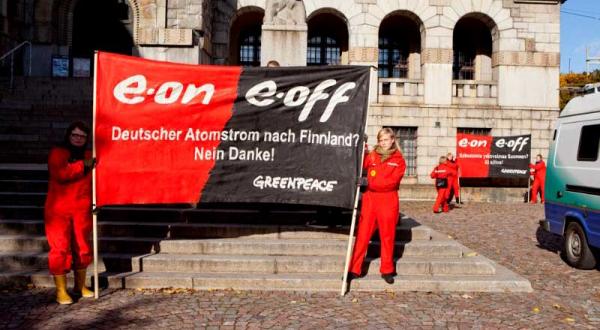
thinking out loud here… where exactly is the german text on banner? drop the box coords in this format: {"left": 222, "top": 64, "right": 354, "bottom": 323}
{"left": 94, "top": 52, "right": 370, "bottom": 209}
{"left": 456, "top": 133, "right": 531, "bottom": 178}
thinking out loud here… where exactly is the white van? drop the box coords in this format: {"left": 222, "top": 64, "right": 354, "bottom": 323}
{"left": 541, "top": 88, "right": 600, "bottom": 269}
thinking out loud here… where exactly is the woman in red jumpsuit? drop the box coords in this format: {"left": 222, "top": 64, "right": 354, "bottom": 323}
{"left": 45, "top": 121, "right": 96, "bottom": 304}
{"left": 528, "top": 154, "right": 546, "bottom": 203}
{"left": 348, "top": 128, "right": 406, "bottom": 284}
{"left": 445, "top": 152, "right": 461, "bottom": 204}
{"left": 431, "top": 156, "right": 455, "bottom": 213}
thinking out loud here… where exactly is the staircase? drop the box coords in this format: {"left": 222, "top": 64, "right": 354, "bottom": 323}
{"left": 0, "top": 77, "right": 93, "bottom": 163}
{"left": 0, "top": 165, "right": 532, "bottom": 292}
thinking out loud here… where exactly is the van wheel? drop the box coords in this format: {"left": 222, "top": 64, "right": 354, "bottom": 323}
{"left": 564, "top": 222, "right": 597, "bottom": 269}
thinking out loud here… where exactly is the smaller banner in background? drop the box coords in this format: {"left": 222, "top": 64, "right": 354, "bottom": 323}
{"left": 457, "top": 134, "right": 531, "bottom": 178}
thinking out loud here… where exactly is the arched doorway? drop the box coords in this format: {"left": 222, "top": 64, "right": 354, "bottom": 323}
{"left": 378, "top": 11, "right": 423, "bottom": 79}
{"left": 71, "top": 0, "right": 133, "bottom": 59}
{"left": 453, "top": 15, "right": 496, "bottom": 81}
{"left": 306, "top": 10, "right": 348, "bottom": 66}
{"left": 229, "top": 8, "right": 264, "bottom": 66}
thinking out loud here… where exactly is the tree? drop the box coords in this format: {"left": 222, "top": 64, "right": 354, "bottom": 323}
{"left": 560, "top": 70, "right": 600, "bottom": 109}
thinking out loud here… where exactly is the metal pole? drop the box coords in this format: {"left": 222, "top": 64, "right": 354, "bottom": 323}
{"left": 92, "top": 52, "right": 99, "bottom": 299}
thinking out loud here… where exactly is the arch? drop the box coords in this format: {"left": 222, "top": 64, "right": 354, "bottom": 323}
{"left": 306, "top": 8, "right": 348, "bottom": 65}
{"left": 70, "top": 0, "right": 135, "bottom": 58}
{"left": 378, "top": 10, "right": 425, "bottom": 79}
{"left": 229, "top": 6, "right": 265, "bottom": 66}
{"left": 236, "top": 0, "right": 266, "bottom": 11}
{"left": 452, "top": 13, "right": 498, "bottom": 81}
{"left": 41, "top": 0, "right": 140, "bottom": 46}
{"left": 306, "top": 7, "right": 347, "bottom": 23}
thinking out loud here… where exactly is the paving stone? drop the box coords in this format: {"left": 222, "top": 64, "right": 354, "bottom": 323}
{"left": 1, "top": 202, "right": 599, "bottom": 328}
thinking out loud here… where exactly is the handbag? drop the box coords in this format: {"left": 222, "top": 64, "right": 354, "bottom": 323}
{"left": 435, "top": 178, "right": 448, "bottom": 188}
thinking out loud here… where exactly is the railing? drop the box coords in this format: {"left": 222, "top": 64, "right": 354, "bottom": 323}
{"left": 0, "top": 41, "right": 32, "bottom": 90}
{"left": 377, "top": 78, "right": 424, "bottom": 104}
{"left": 452, "top": 80, "right": 498, "bottom": 106}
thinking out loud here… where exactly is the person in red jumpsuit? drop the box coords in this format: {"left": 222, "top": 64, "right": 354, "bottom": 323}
{"left": 445, "top": 152, "right": 461, "bottom": 204}
{"left": 348, "top": 128, "right": 406, "bottom": 284}
{"left": 528, "top": 154, "right": 546, "bottom": 203}
{"left": 45, "top": 121, "right": 96, "bottom": 304}
{"left": 431, "top": 156, "right": 455, "bottom": 213}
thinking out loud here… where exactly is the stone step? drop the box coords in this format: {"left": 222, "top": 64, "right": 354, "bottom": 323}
{"left": 138, "top": 247, "right": 470, "bottom": 274}
{"left": 0, "top": 251, "right": 491, "bottom": 276}
{"left": 0, "top": 179, "right": 48, "bottom": 193}
{"left": 0, "top": 205, "right": 43, "bottom": 219}
{"left": 0, "top": 167, "right": 47, "bottom": 180}
{"left": 0, "top": 235, "right": 160, "bottom": 254}
{"left": 157, "top": 239, "right": 460, "bottom": 257}
{"left": 0, "top": 192, "right": 45, "bottom": 206}
{"left": 1, "top": 266, "right": 531, "bottom": 292}
{"left": 0, "top": 251, "right": 149, "bottom": 272}
{"left": 0, "top": 232, "right": 448, "bottom": 256}
{"left": 0, "top": 220, "right": 432, "bottom": 241}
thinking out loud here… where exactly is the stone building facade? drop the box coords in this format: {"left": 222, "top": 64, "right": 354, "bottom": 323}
{"left": 1, "top": 0, "right": 563, "bottom": 186}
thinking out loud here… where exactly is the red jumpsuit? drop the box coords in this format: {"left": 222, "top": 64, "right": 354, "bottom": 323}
{"left": 349, "top": 150, "right": 406, "bottom": 276}
{"left": 431, "top": 163, "right": 455, "bottom": 213}
{"left": 445, "top": 160, "right": 460, "bottom": 201}
{"left": 44, "top": 147, "right": 93, "bottom": 275}
{"left": 529, "top": 160, "right": 546, "bottom": 203}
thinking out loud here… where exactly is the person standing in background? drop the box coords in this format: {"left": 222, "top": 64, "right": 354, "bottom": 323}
{"left": 529, "top": 154, "right": 546, "bottom": 203}
{"left": 431, "top": 156, "right": 455, "bottom": 213}
{"left": 45, "top": 121, "right": 96, "bottom": 304}
{"left": 445, "top": 152, "right": 461, "bottom": 205}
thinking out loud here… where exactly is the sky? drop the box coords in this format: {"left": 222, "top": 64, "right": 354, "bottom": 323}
{"left": 560, "top": 0, "right": 600, "bottom": 73}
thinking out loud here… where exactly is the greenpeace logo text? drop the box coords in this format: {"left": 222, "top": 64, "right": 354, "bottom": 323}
{"left": 253, "top": 175, "right": 338, "bottom": 192}
{"left": 113, "top": 75, "right": 215, "bottom": 105}
{"left": 245, "top": 79, "right": 356, "bottom": 122}
{"left": 501, "top": 168, "right": 527, "bottom": 174}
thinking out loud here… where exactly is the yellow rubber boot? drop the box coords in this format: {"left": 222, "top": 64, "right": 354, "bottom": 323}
{"left": 53, "top": 275, "right": 73, "bottom": 305}
{"left": 74, "top": 269, "right": 94, "bottom": 298}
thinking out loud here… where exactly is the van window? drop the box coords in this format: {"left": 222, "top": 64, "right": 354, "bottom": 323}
{"left": 577, "top": 124, "right": 600, "bottom": 161}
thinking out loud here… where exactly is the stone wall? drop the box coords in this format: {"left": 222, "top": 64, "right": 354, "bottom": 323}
{"left": 367, "top": 104, "right": 558, "bottom": 184}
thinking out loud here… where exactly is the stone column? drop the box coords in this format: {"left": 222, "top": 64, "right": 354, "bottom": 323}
{"left": 422, "top": 48, "right": 453, "bottom": 105}
{"left": 261, "top": 0, "right": 307, "bottom": 66}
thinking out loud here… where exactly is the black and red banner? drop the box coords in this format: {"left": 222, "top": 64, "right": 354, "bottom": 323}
{"left": 94, "top": 52, "right": 369, "bottom": 209}
{"left": 456, "top": 133, "right": 531, "bottom": 178}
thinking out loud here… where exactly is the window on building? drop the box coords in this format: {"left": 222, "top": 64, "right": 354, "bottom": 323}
{"left": 457, "top": 127, "right": 492, "bottom": 136}
{"left": 378, "top": 36, "right": 408, "bottom": 78}
{"left": 239, "top": 29, "right": 261, "bottom": 67}
{"left": 387, "top": 127, "right": 417, "bottom": 176}
{"left": 307, "top": 35, "right": 340, "bottom": 66}
{"left": 453, "top": 16, "right": 493, "bottom": 81}
{"left": 577, "top": 124, "right": 600, "bottom": 162}
{"left": 307, "top": 11, "right": 348, "bottom": 66}
{"left": 453, "top": 50, "right": 475, "bottom": 80}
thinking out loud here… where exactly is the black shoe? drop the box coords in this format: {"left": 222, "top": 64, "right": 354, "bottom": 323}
{"left": 346, "top": 272, "right": 360, "bottom": 282}
{"left": 456, "top": 197, "right": 462, "bottom": 204}
{"left": 381, "top": 274, "right": 395, "bottom": 284}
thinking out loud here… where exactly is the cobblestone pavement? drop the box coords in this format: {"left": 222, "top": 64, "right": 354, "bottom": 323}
{"left": 2, "top": 202, "right": 600, "bottom": 329}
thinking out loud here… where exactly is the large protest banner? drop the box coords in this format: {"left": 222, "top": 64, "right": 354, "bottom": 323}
{"left": 456, "top": 133, "right": 531, "bottom": 178}
{"left": 94, "top": 52, "right": 370, "bottom": 209}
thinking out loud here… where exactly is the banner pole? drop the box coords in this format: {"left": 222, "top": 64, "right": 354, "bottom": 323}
{"left": 527, "top": 175, "right": 531, "bottom": 204}
{"left": 341, "top": 67, "right": 373, "bottom": 296}
{"left": 341, "top": 184, "right": 363, "bottom": 296}
{"left": 92, "top": 52, "right": 99, "bottom": 299}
